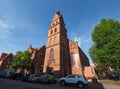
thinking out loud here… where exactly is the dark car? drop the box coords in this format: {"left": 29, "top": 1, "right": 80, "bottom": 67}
{"left": 4, "top": 72, "right": 14, "bottom": 78}
{"left": 21, "top": 74, "right": 30, "bottom": 82}
{"left": 39, "top": 74, "right": 57, "bottom": 84}
{"left": 11, "top": 72, "right": 23, "bottom": 79}
{"left": 108, "top": 72, "right": 120, "bottom": 80}
{"left": 0, "top": 71, "right": 8, "bottom": 78}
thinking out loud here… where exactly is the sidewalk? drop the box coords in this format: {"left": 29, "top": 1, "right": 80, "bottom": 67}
{"left": 87, "top": 79, "right": 120, "bottom": 89}
{"left": 99, "top": 79, "right": 120, "bottom": 85}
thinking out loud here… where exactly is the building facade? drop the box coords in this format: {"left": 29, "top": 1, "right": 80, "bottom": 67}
{"left": 43, "top": 11, "right": 90, "bottom": 77}
{"left": 0, "top": 53, "right": 14, "bottom": 71}
{"left": 28, "top": 45, "right": 46, "bottom": 74}
{"left": 43, "top": 11, "right": 71, "bottom": 77}
{"left": 0, "top": 11, "right": 96, "bottom": 79}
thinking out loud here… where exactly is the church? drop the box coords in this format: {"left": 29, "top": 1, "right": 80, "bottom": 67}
{"left": 28, "top": 10, "right": 90, "bottom": 78}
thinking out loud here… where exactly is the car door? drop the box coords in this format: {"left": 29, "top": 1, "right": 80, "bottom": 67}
{"left": 73, "top": 75, "right": 80, "bottom": 83}
{"left": 65, "top": 75, "right": 75, "bottom": 84}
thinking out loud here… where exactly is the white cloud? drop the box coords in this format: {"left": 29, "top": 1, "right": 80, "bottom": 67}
{"left": 72, "top": 35, "right": 91, "bottom": 46}
{"left": 0, "top": 19, "right": 15, "bottom": 39}
{"left": 0, "top": 20, "right": 14, "bottom": 29}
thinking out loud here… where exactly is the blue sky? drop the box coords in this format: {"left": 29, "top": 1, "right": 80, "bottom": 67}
{"left": 0, "top": 0, "right": 120, "bottom": 66}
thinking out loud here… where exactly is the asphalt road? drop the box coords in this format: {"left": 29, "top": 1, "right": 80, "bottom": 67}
{"left": 0, "top": 78, "right": 120, "bottom": 89}
{"left": 0, "top": 78, "right": 80, "bottom": 89}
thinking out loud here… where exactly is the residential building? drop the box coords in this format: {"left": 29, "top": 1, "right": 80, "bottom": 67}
{"left": 0, "top": 53, "right": 14, "bottom": 71}
{"left": 28, "top": 45, "right": 46, "bottom": 74}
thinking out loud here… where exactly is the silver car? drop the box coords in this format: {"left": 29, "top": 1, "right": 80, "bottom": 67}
{"left": 59, "top": 74, "right": 88, "bottom": 88}
{"left": 28, "top": 74, "right": 42, "bottom": 83}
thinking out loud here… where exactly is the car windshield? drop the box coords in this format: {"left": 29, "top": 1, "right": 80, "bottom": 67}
{"left": 66, "top": 74, "right": 82, "bottom": 78}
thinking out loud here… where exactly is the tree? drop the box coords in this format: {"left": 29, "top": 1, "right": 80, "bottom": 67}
{"left": 89, "top": 19, "right": 120, "bottom": 73}
{"left": 11, "top": 51, "right": 32, "bottom": 73}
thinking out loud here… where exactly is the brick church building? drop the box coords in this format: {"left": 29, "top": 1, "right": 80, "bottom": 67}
{"left": 28, "top": 11, "right": 90, "bottom": 77}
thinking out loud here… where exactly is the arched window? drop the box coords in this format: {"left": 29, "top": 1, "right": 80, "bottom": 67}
{"left": 56, "top": 21, "right": 58, "bottom": 24}
{"left": 54, "top": 28, "right": 57, "bottom": 32}
{"left": 50, "top": 48, "right": 54, "bottom": 59}
{"left": 51, "top": 30, "right": 53, "bottom": 35}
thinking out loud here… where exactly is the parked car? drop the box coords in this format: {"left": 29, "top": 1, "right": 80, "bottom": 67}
{"left": 11, "top": 72, "right": 23, "bottom": 79}
{"left": 59, "top": 74, "right": 88, "bottom": 88}
{"left": 108, "top": 72, "right": 120, "bottom": 80}
{"left": 4, "top": 72, "right": 14, "bottom": 78}
{"left": 0, "top": 71, "right": 4, "bottom": 77}
{"left": 28, "top": 74, "right": 42, "bottom": 83}
{"left": 21, "top": 74, "right": 30, "bottom": 82}
{"left": 0, "top": 71, "right": 8, "bottom": 78}
{"left": 39, "top": 74, "right": 57, "bottom": 84}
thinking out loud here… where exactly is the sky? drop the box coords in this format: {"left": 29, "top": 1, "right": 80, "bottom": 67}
{"left": 0, "top": 0, "right": 120, "bottom": 66}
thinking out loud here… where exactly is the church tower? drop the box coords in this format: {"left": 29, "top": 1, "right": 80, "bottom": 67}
{"left": 43, "top": 11, "right": 71, "bottom": 77}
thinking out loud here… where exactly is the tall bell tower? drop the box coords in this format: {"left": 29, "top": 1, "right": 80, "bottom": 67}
{"left": 43, "top": 11, "right": 71, "bottom": 77}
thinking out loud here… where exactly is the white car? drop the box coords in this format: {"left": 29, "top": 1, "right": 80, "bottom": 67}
{"left": 59, "top": 74, "right": 88, "bottom": 88}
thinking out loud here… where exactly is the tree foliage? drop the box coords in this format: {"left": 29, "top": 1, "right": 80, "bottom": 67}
{"left": 11, "top": 51, "right": 32, "bottom": 72}
{"left": 89, "top": 19, "right": 120, "bottom": 70}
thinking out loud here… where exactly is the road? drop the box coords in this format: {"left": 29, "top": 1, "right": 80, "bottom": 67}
{"left": 0, "top": 78, "right": 120, "bottom": 89}
{"left": 0, "top": 78, "right": 80, "bottom": 89}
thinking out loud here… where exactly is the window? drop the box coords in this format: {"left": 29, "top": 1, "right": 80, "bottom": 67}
{"left": 40, "top": 52, "right": 43, "bottom": 56}
{"left": 51, "top": 30, "right": 53, "bottom": 34}
{"left": 67, "top": 75, "right": 72, "bottom": 78}
{"left": 8, "top": 61, "right": 10, "bottom": 65}
{"left": 54, "top": 28, "right": 57, "bottom": 32}
{"left": 50, "top": 48, "right": 54, "bottom": 59}
{"left": 75, "top": 75, "right": 80, "bottom": 78}
{"left": 52, "top": 23, "right": 54, "bottom": 26}
{"left": 67, "top": 75, "right": 74, "bottom": 78}
{"left": 56, "top": 21, "right": 58, "bottom": 24}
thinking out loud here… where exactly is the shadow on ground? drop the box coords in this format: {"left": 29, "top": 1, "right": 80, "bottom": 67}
{"left": 87, "top": 82, "right": 105, "bottom": 89}
{"left": 57, "top": 82, "right": 105, "bottom": 89}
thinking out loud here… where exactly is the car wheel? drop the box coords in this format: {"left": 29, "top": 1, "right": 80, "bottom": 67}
{"left": 77, "top": 82, "right": 84, "bottom": 88}
{"left": 60, "top": 80, "right": 66, "bottom": 86}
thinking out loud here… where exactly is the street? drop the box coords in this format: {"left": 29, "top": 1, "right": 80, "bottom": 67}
{"left": 0, "top": 78, "right": 83, "bottom": 89}
{"left": 0, "top": 78, "right": 120, "bottom": 89}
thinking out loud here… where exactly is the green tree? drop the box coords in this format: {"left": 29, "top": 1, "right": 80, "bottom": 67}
{"left": 11, "top": 51, "right": 32, "bottom": 73}
{"left": 89, "top": 19, "right": 120, "bottom": 73}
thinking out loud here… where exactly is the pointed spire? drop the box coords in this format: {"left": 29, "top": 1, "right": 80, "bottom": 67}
{"left": 49, "top": 9, "right": 65, "bottom": 29}
{"left": 52, "top": 10, "right": 61, "bottom": 22}
{"left": 56, "top": 3, "right": 61, "bottom": 15}
{"left": 55, "top": 9, "right": 61, "bottom": 17}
